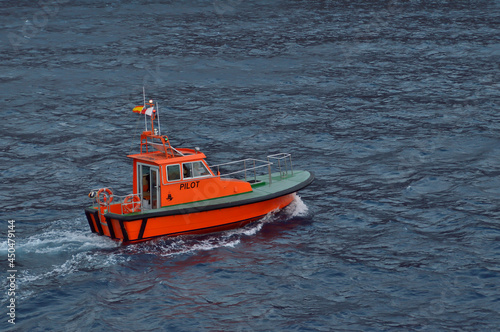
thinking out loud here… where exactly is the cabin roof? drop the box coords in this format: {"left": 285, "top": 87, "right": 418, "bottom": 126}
{"left": 127, "top": 149, "right": 207, "bottom": 165}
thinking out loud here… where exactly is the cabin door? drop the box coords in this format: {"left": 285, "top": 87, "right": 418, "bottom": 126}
{"left": 138, "top": 164, "right": 160, "bottom": 209}
{"left": 150, "top": 167, "right": 160, "bottom": 209}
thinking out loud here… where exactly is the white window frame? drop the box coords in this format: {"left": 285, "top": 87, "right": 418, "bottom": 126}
{"left": 182, "top": 161, "right": 212, "bottom": 180}
{"left": 166, "top": 164, "right": 181, "bottom": 182}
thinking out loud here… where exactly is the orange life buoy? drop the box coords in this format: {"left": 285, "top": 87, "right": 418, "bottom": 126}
{"left": 97, "top": 188, "right": 113, "bottom": 206}
{"left": 123, "top": 194, "right": 141, "bottom": 214}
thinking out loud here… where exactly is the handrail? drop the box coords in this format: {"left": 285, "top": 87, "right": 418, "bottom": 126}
{"left": 210, "top": 158, "right": 270, "bottom": 169}
{"left": 210, "top": 153, "right": 292, "bottom": 185}
{"left": 210, "top": 158, "right": 273, "bottom": 183}
{"left": 267, "top": 153, "right": 293, "bottom": 181}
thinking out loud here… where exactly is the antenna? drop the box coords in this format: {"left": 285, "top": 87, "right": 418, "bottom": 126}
{"left": 156, "top": 101, "right": 161, "bottom": 135}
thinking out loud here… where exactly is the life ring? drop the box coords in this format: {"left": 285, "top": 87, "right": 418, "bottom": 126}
{"left": 97, "top": 188, "right": 114, "bottom": 206}
{"left": 123, "top": 194, "right": 141, "bottom": 214}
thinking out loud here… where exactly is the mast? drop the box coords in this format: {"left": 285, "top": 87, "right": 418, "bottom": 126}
{"left": 156, "top": 101, "right": 161, "bottom": 135}
{"left": 143, "top": 87, "right": 147, "bottom": 131}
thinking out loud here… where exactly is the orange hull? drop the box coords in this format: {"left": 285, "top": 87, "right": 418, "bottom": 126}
{"left": 85, "top": 193, "right": 295, "bottom": 244}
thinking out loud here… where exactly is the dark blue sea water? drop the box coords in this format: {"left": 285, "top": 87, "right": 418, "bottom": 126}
{"left": 1, "top": 0, "right": 500, "bottom": 330}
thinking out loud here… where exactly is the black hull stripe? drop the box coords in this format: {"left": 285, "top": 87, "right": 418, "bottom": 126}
{"left": 105, "top": 216, "right": 116, "bottom": 239}
{"left": 85, "top": 209, "right": 104, "bottom": 235}
{"left": 118, "top": 219, "right": 129, "bottom": 242}
{"left": 138, "top": 218, "right": 148, "bottom": 240}
{"left": 84, "top": 210, "right": 96, "bottom": 233}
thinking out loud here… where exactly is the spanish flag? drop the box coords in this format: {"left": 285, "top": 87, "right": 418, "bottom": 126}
{"left": 133, "top": 105, "right": 145, "bottom": 113}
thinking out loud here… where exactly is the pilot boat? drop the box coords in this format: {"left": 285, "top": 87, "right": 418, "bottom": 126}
{"left": 84, "top": 98, "right": 314, "bottom": 244}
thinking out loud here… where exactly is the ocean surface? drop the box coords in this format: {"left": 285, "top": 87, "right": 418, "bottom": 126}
{"left": 1, "top": 0, "right": 499, "bottom": 330}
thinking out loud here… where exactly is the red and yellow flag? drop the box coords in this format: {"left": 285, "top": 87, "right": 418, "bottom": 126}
{"left": 133, "top": 105, "right": 145, "bottom": 113}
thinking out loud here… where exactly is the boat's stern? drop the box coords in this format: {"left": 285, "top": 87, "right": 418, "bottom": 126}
{"left": 85, "top": 189, "right": 143, "bottom": 241}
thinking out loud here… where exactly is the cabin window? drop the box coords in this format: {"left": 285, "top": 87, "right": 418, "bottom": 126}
{"left": 183, "top": 161, "right": 210, "bottom": 179}
{"left": 167, "top": 164, "right": 181, "bottom": 181}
